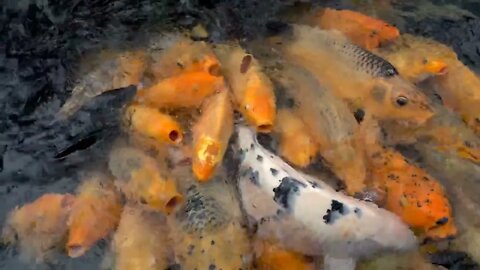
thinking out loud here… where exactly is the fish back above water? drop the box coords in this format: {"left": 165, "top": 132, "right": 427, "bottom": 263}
{"left": 291, "top": 25, "right": 398, "bottom": 78}
{"left": 235, "top": 125, "right": 416, "bottom": 265}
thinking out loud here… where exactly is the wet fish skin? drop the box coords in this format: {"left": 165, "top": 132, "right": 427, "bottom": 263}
{"left": 168, "top": 168, "right": 253, "bottom": 269}
{"left": 236, "top": 125, "right": 416, "bottom": 270}
{"left": 2, "top": 193, "right": 75, "bottom": 263}
{"left": 66, "top": 174, "right": 122, "bottom": 258}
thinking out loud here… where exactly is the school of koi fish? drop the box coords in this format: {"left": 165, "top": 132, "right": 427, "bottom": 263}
{"left": 3, "top": 6, "right": 480, "bottom": 270}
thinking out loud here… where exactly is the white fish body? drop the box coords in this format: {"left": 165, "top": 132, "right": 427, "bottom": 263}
{"left": 235, "top": 125, "right": 416, "bottom": 269}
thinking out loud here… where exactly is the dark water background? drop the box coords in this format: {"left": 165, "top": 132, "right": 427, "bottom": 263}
{"left": 0, "top": 0, "right": 479, "bottom": 269}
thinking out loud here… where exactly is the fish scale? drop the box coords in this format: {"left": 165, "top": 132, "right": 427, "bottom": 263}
{"left": 320, "top": 31, "right": 399, "bottom": 77}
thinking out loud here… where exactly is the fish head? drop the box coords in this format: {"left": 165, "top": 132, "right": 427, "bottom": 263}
{"left": 368, "top": 77, "right": 434, "bottom": 125}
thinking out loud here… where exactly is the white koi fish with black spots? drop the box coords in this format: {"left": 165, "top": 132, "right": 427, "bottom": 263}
{"left": 235, "top": 125, "right": 416, "bottom": 270}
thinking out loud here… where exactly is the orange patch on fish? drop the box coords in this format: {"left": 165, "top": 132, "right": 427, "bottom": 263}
{"left": 125, "top": 104, "right": 183, "bottom": 145}
{"left": 192, "top": 89, "right": 234, "bottom": 181}
{"left": 275, "top": 109, "right": 319, "bottom": 167}
{"left": 215, "top": 45, "right": 276, "bottom": 132}
{"left": 363, "top": 119, "right": 456, "bottom": 239}
{"left": 307, "top": 8, "right": 400, "bottom": 50}
{"left": 67, "top": 176, "right": 122, "bottom": 258}
{"left": 255, "top": 240, "right": 315, "bottom": 270}
{"left": 135, "top": 71, "right": 224, "bottom": 108}
{"left": 2, "top": 193, "right": 75, "bottom": 262}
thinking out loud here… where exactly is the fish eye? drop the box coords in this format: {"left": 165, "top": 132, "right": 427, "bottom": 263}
{"left": 395, "top": 96, "right": 409, "bottom": 107}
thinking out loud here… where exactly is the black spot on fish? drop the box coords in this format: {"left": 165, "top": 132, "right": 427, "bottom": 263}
{"left": 249, "top": 170, "right": 260, "bottom": 186}
{"left": 270, "top": 168, "right": 278, "bottom": 176}
{"left": 323, "top": 200, "right": 347, "bottom": 224}
{"left": 211, "top": 240, "right": 215, "bottom": 246}
{"left": 257, "top": 155, "right": 263, "bottom": 162}
{"left": 436, "top": 217, "right": 449, "bottom": 226}
{"left": 250, "top": 143, "right": 254, "bottom": 150}
{"left": 209, "top": 265, "right": 216, "bottom": 270}
{"left": 240, "top": 55, "right": 252, "bottom": 74}
{"left": 273, "top": 177, "right": 306, "bottom": 210}
{"left": 308, "top": 180, "right": 321, "bottom": 189}
{"left": 353, "top": 109, "right": 365, "bottom": 123}
{"left": 354, "top": 207, "right": 362, "bottom": 218}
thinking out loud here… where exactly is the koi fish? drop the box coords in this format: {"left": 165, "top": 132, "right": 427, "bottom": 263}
{"left": 236, "top": 125, "right": 416, "bottom": 270}
{"left": 168, "top": 167, "right": 252, "bottom": 269}
{"left": 214, "top": 44, "right": 277, "bottom": 132}
{"left": 58, "top": 50, "right": 147, "bottom": 118}
{"left": 382, "top": 104, "right": 480, "bottom": 165}
{"left": 134, "top": 71, "right": 224, "bottom": 109}
{"left": 374, "top": 34, "right": 450, "bottom": 83}
{"left": 429, "top": 59, "right": 480, "bottom": 137}
{"left": 303, "top": 8, "right": 400, "bottom": 50}
{"left": 108, "top": 146, "right": 183, "bottom": 214}
{"left": 192, "top": 89, "right": 234, "bottom": 181}
{"left": 125, "top": 104, "right": 184, "bottom": 145}
{"left": 255, "top": 239, "right": 315, "bottom": 270}
{"left": 2, "top": 193, "right": 75, "bottom": 262}
{"left": 258, "top": 53, "right": 366, "bottom": 195}
{"left": 280, "top": 25, "right": 434, "bottom": 125}
{"left": 146, "top": 33, "right": 221, "bottom": 81}
{"left": 67, "top": 174, "right": 122, "bottom": 258}
{"left": 360, "top": 117, "right": 456, "bottom": 240}
{"left": 112, "top": 204, "right": 170, "bottom": 270}
{"left": 274, "top": 109, "right": 319, "bottom": 168}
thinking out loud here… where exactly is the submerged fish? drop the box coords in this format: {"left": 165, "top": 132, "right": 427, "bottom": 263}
{"left": 264, "top": 59, "right": 367, "bottom": 195}
{"left": 67, "top": 174, "right": 122, "bottom": 258}
{"left": 146, "top": 32, "right": 221, "bottom": 81}
{"left": 168, "top": 167, "right": 252, "bottom": 269}
{"left": 236, "top": 125, "right": 416, "bottom": 270}
{"left": 374, "top": 34, "right": 450, "bottom": 83}
{"left": 214, "top": 44, "right": 277, "bottom": 133}
{"left": 59, "top": 50, "right": 147, "bottom": 118}
{"left": 112, "top": 204, "right": 170, "bottom": 270}
{"left": 274, "top": 109, "right": 319, "bottom": 168}
{"left": 303, "top": 8, "right": 400, "bottom": 50}
{"left": 279, "top": 24, "right": 434, "bottom": 125}
{"left": 2, "top": 193, "right": 75, "bottom": 263}
{"left": 108, "top": 146, "right": 183, "bottom": 214}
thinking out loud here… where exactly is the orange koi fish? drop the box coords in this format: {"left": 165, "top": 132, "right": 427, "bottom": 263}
{"left": 255, "top": 240, "right": 315, "bottom": 270}
{"left": 135, "top": 71, "right": 224, "bottom": 109}
{"left": 275, "top": 109, "right": 319, "bottom": 168}
{"left": 112, "top": 204, "right": 169, "bottom": 270}
{"left": 361, "top": 117, "right": 456, "bottom": 240}
{"left": 192, "top": 89, "right": 234, "bottom": 181}
{"left": 125, "top": 104, "right": 183, "bottom": 145}
{"left": 2, "top": 193, "right": 75, "bottom": 262}
{"left": 147, "top": 33, "right": 221, "bottom": 81}
{"left": 304, "top": 8, "right": 400, "bottom": 50}
{"left": 108, "top": 146, "right": 183, "bottom": 214}
{"left": 214, "top": 44, "right": 276, "bottom": 132}
{"left": 67, "top": 174, "right": 122, "bottom": 258}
